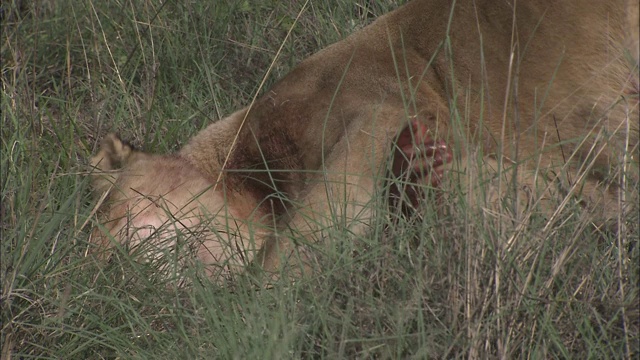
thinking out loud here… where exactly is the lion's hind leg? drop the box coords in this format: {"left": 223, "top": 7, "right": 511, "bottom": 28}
{"left": 388, "top": 119, "right": 452, "bottom": 213}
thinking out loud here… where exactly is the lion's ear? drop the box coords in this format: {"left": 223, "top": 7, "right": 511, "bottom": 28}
{"left": 90, "top": 133, "right": 135, "bottom": 194}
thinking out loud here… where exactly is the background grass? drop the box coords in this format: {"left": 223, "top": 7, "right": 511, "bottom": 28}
{"left": 1, "top": 0, "right": 638, "bottom": 358}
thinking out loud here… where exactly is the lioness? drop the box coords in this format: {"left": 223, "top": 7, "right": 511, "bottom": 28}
{"left": 90, "top": 0, "right": 639, "bottom": 279}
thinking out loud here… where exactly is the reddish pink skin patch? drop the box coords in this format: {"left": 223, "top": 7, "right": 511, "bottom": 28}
{"left": 389, "top": 119, "right": 453, "bottom": 211}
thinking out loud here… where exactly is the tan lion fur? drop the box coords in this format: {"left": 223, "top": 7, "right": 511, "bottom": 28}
{"left": 90, "top": 125, "right": 271, "bottom": 278}
{"left": 90, "top": 0, "right": 639, "bottom": 280}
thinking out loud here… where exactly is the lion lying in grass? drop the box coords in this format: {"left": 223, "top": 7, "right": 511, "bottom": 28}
{"left": 89, "top": 0, "right": 639, "bottom": 280}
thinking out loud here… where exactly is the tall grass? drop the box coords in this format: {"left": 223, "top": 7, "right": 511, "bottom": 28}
{"left": 1, "top": 0, "right": 638, "bottom": 358}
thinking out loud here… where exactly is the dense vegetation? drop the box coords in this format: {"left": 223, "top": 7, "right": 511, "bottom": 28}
{"left": 2, "top": 0, "right": 637, "bottom": 358}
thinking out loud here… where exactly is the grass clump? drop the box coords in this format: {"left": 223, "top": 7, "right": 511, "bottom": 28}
{"left": 2, "top": 0, "right": 637, "bottom": 358}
